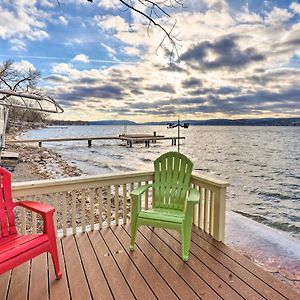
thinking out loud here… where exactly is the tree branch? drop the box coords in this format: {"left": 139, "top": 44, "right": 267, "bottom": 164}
{"left": 88, "top": 0, "right": 183, "bottom": 62}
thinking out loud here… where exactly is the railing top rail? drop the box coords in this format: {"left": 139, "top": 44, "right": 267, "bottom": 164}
{"left": 12, "top": 170, "right": 154, "bottom": 194}
{"left": 12, "top": 170, "right": 229, "bottom": 193}
{"left": 191, "top": 172, "right": 229, "bottom": 188}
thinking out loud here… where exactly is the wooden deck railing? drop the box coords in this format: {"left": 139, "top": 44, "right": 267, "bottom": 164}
{"left": 12, "top": 171, "right": 229, "bottom": 241}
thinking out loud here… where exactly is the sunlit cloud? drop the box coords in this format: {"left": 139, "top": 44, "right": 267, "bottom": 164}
{"left": 0, "top": 0, "right": 299, "bottom": 121}
{"left": 72, "top": 54, "right": 90, "bottom": 63}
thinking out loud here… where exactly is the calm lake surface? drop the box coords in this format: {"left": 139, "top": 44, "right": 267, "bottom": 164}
{"left": 21, "top": 125, "right": 300, "bottom": 240}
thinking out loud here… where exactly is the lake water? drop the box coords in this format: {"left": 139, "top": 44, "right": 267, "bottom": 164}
{"left": 21, "top": 125, "right": 300, "bottom": 239}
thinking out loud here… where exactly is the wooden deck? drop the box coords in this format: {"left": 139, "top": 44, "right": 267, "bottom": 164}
{"left": 1, "top": 224, "right": 298, "bottom": 300}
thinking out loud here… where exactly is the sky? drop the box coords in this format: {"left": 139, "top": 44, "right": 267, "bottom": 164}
{"left": 0, "top": 0, "right": 300, "bottom": 121}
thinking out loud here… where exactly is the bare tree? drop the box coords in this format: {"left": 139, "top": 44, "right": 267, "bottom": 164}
{"left": 0, "top": 60, "right": 48, "bottom": 129}
{"left": 0, "top": 60, "right": 40, "bottom": 94}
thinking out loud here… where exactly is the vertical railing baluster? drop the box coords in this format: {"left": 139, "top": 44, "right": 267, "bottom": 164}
{"left": 213, "top": 187, "right": 226, "bottom": 241}
{"left": 90, "top": 188, "right": 95, "bottom": 231}
{"left": 62, "top": 192, "right": 67, "bottom": 237}
{"left": 192, "top": 184, "right": 197, "bottom": 224}
{"left": 204, "top": 189, "right": 209, "bottom": 232}
{"left": 122, "top": 184, "right": 127, "bottom": 224}
{"left": 32, "top": 195, "right": 37, "bottom": 234}
{"left": 130, "top": 182, "right": 134, "bottom": 221}
{"left": 145, "top": 181, "right": 149, "bottom": 210}
{"left": 72, "top": 190, "right": 77, "bottom": 234}
{"left": 114, "top": 185, "right": 119, "bottom": 225}
{"left": 21, "top": 197, "right": 26, "bottom": 234}
{"left": 199, "top": 187, "right": 205, "bottom": 229}
{"left": 107, "top": 186, "right": 111, "bottom": 227}
{"left": 209, "top": 191, "right": 215, "bottom": 236}
{"left": 52, "top": 193, "right": 57, "bottom": 234}
{"left": 81, "top": 189, "right": 86, "bottom": 232}
{"left": 99, "top": 188, "right": 103, "bottom": 229}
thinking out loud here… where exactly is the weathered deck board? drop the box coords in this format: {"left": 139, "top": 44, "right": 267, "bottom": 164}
{"left": 61, "top": 236, "right": 92, "bottom": 299}
{"left": 0, "top": 225, "right": 299, "bottom": 300}
{"left": 7, "top": 261, "right": 30, "bottom": 300}
{"left": 156, "top": 228, "right": 257, "bottom": 299}
{"left": 88, "top": 230, "right": 134, "bottom": 299}
{"left": 135, "top": 225, "right": 222, "bottom": 300}
{"left": 0, "top": 269, "right": 10, "bottom": 299}
{"left": 75, "top": 233, "right": 113, "bottom": 300}
{"left": 192, "top": 227, "right": 300, "bottom": 300}
{"left": 48, "top": 240, "right": 69, "bottom": 300}
{"left": 113, "top": 225, "right": 178, "bottom": 299}
{"left": 28, "top": 253, "right": 48, "bottom": 300}
{"left": 100, "top": 228, "right": 157, "bottom": 300}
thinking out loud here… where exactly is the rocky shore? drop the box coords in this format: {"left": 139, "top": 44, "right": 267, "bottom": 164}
{"left": 7, "top": 138, "right": 82, "bottom": 183}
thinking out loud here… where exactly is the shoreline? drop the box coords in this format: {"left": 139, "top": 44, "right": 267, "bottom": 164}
{"left": 4, "top": 129, "right": 300, "bottom": 294}
{"left": 7, "top": 130, "right": 82, "bottom": 182}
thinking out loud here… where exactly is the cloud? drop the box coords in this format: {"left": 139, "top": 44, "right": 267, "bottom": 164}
{"left": 180, "top": 36, "right": 265, "bottom": 70}
{"left": 72, "top": 54, "right": 90, "bottom": 63}
{"left": 97, "top": 0, "right": 122, "bottom": 10}
{"left": 58, "top": 84, "right": 124, "bottom": 103}
{"left": 290, "top": 2, "right": 300, "bottom": 14}
{"left": 0, "top": 2, "right": 49, "bottom": 41}
{"left": 44, "top": 74, "right": 69, "bottom": 83}
{"left": 265, "top": 7, "right": 293, "bottom": 26}
{"left": 182, "top": 78, "right": 202, "bottom": 89}
{"left": 94, "top": 15, "right": 129, "bottom": 32}
{"left": 14, "top": 60, "right": 35, "bottom": 72}
{"left": 9, "top": 38, "right": 27, "bottom": 51}
{"left": 52, "top": 63, "right": 74, "bottom": 74}
{"left": 123, "top": 46, "right": 140, "bottom": 56}
{"left": 40, "top": 0, "right": 55, "bottom": 8}
{"left": 145, "top": 84, "right": 176, "bottom": 93}
{"left": 58, "top": 16, "right": 68, "bottom": 25}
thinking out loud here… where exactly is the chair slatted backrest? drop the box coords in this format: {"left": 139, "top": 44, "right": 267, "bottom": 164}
{"left": 0, "top": 167, "right": 17, "bottom": 240}
{"left": 153, "top": 152, "right": 193, "bottom": 211}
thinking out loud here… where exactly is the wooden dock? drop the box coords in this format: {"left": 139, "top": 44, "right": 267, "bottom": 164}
{"left": 6, "top": 133, "right": 185, "bottom": 148}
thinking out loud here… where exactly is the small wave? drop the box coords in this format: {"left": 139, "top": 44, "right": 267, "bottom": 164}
{"left": 111, "top": 154, "right": 123, "bottom": 160}
{"left": 114, "top": 165, "right": 135, "bottom": 172}
{"left": 233, "top": 210, "right": 268, "bottom": 223}
{"left": 140, "top": 157, "right": 152, "bottom": 162}
{"left": 233, "top": 210, "right": 300, "bottom": 235}
{"left": 258, "top": 191, "right": 295, "bottom": 201}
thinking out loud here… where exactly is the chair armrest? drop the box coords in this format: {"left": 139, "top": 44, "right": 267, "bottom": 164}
{"left": 187, "top": 188, "right": 200, "bottom": 205}
{"left": 16, "top": 201, "right": 55, "bottom": 217}
{"left": 131, "top": 184, "right": 153, "bottom": 214}
{"left": 130, "top": 184, "right": 153, "bottom": 197}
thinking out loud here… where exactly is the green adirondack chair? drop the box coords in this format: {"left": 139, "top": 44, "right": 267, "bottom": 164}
{"left": 130, "top": 151, "right": 200, "bottom": 261}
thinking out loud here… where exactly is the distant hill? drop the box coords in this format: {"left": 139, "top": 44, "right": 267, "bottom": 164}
{"left": 88, "top": 118, "right": 300, "bottom": 126}
{"left": 89, "top": 120, "right": 137, "bottom": 125}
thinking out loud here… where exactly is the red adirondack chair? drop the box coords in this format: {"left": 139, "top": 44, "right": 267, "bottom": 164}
{"left": 0, "top": 167, "right": 62, "bottom": 279}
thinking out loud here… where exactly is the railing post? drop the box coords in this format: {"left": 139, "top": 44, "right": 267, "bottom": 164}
{"left": 212, "top": 187, "right": 226, "bottom": 242}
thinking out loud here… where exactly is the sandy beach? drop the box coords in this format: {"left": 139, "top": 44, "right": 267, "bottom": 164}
{"left": 4, "top": 130, "right": 300, "bottom": 295}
